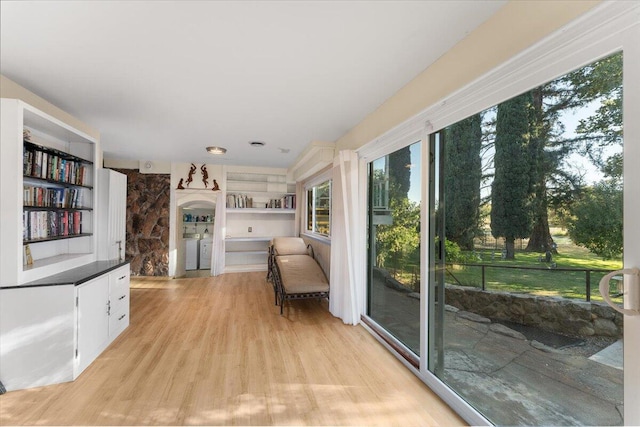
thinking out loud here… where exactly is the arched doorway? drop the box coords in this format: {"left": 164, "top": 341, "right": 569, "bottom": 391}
{"left": 174, "top": 196, "right": 216, "bottom": 278}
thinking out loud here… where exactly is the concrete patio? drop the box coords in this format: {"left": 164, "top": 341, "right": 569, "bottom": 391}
{"left": 442, "top": 308, "right": 622, "bottom": 425}
{"left": 370, "top": 278, "right": 624, "bottom": 426}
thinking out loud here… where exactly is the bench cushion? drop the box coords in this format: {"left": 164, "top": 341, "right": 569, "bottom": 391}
{"left": 276, "top": 255, "right": 329, "bottom": 294}
{"left": 272, "top": 237, "right": 308, "bottom": 255}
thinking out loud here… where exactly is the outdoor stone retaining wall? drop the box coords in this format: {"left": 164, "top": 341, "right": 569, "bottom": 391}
{"left": 445, "top": 284, "right": 623, "bottom": 338}
{"left": 113, "top": 168, "right": 170, "bottom": 276}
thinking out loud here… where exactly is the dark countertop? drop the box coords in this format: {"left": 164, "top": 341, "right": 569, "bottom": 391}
{"left": 2, "top": 260, "right": 130, "bottom": 289}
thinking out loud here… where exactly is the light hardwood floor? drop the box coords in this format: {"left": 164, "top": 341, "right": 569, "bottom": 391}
{"left": 0, "top": 273, "right": 465, "bottom": 426}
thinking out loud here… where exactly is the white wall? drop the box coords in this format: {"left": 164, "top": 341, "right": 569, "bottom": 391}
{"left": 335, "top": 0, "right": 601, "bottom": 153}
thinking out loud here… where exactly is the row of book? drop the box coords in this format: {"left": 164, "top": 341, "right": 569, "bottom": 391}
{"left": 23, "top": 210, "right": 83, "bottom": 241}
{"left": 269, "top": 195, "right": 296, "bottom": 209}
{"left": 226, "top": 193, "right": 296, "bottom": 209}
{"left": 270, "top": 194, "right": 296, "bottom": 209}
{"left": 24, "top": 185, "right": 84, "bottom": 209}
{"left": 227, "top": 193, "right": 253, "bottom": 209}
{"left": 24, "top": 146, "right": 89, "bottom": 186}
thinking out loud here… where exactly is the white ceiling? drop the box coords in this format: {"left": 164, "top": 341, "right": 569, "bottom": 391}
{"left": 1, "top": 1, "right": 505, "bottom": 168}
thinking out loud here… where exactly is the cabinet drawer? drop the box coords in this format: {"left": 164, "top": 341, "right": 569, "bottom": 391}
{"left": 110, "top": 287, "right": 129, "bottom": 315}
{"left": 109, "top": 266, "right": 130, "bottom": 296}
{"left": 109, "top": 307, "right": 129, "bottom": 339}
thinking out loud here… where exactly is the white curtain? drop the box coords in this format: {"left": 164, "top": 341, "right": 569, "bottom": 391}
{"left": 329, "top": 150, "right": 364, "bottom": 325}
{"left": 211, "top": 191, "right": 226, "bottom": 276}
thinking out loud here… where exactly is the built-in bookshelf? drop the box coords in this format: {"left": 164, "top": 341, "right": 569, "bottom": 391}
{"left": 0, "top": 99, "right": 97, "bottom": 286}
{"left": 22, "top": 141, "right": 93, "bottom": 244}
{"left": 223, "top": 168, "right": 296, "bottom": 272}
{"left": 225, "top": 172, "right": 296, "bottom": 210}
{"left": 226, "top": 192, "right": 296, "bottom": 209}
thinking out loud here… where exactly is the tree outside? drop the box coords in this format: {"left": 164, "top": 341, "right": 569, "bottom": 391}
{"left": 444, "top": 114, "right": 482, "bottom": 250}
{"left": 490, "top": 92, "right": 534, "bottom": 260}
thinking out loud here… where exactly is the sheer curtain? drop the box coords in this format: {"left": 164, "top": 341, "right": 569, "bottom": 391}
{"left": 211, "top": 191, "right": 226, "bottom": 276}
{"left": 329, "top": 150, "right": 364, "bottom": 325}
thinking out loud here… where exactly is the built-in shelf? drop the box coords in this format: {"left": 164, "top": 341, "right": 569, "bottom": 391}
{"left": 24, "top": 233, "right": 93, "bottom": 245}
{"left": 223, "top": 168, "right": 296, "bottom": 273}
{"left": 24, "top": 140, "right": 93, "bottom": 165}
{"left": 225, "top": 249, "right": 266, "bottom": 255}
{"left": 0, "top": 99, "right": 98, "bottom": 286}
{"left": 24, "top": 206, "right": 92, "bottom": 212}
{"left": 21, "top": 253, "right": 93, "bottom": 272}
{"left": 225, "top": 236, "right": 272, "bottom": 242}
{"left": 226, "top": 208, "right": 294, "bottom": 214}
{"left": 23, "top": 175, "right": 93, "bottom": 190}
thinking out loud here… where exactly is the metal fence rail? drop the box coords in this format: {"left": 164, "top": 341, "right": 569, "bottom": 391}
{"left": 446, "top": 263, "right": 614, "bottom": 302}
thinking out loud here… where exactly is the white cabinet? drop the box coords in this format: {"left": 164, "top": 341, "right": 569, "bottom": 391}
{"left": 97, "top": 169, "right": 127, "bottom": 261}
{"left": 76, "top": 275, "right": 110, "bottom": 375}
{"left": 223, "top": 168, "right": 296, "bottom": 272}
{"left": 74, "top": 264, "right": 130, "bottom": 378}
{"left": 0, "top": 285, "right": 76, "bottom": 391}
{"left": 0, "top": 262, "right": 130, "bottom": 391}
{"left": 0, "top": 99, "right": 97, "bottom": 287}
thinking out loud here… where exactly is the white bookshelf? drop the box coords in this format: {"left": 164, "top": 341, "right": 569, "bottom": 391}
{"left": 223, "top": 168, "right": 296, "bottom": 272}
{"left": 1, "top": 99, "right": 98, "bottom": 286}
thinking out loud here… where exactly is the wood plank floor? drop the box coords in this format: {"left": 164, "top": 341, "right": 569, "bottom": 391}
{"left": 0, "top": 273, "right": 465, "bottom": 426}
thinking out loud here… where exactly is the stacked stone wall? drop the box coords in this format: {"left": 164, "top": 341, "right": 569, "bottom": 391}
{"left": 445, "top": 284, "right": 623, "bottom": 338}
{"left": 113, "top": 169, "right": 170, "bottom": 276}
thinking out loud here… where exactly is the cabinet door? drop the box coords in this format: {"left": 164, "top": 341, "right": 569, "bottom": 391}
{"left": 76, "top": 275, "right": 110, "bottom": 376}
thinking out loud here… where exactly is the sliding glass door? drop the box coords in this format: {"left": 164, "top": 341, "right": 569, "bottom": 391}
{"left": 367, "top": 142, "right": 421, "bottom": 356}
{"left": 364, "top": 46, "right": 640, "bottom": 424}
{"left": 427, "top": 53, "right": 629, "bottom": 425}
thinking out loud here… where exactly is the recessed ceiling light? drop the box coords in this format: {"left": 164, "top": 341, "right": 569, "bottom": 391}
{"left": 278, "top": 148, "right": 290, "bottom": 153}
{"left": 249, "top": 141, "right": 266, "bottom": 147}
{"left": 206, "top": 146, "right": 227, "bottom": 155}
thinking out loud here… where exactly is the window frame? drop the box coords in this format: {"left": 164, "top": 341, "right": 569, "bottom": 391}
{"left": 303, "top": 169, "right": 333, "bottom": 240}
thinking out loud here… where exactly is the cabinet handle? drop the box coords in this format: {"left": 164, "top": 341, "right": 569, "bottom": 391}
{"left": 119, "top": 294, "right": 126, "bottom": 300}
{"left": 119, "top": 275, "right": 126, "bottom": 280}
{"left": 107, "top": 301, "right": 111, "bottom": 316}
{"left": 118, "top": 314, "right": 126, "bottom": 321}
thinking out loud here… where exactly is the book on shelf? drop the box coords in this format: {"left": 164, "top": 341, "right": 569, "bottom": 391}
{"left": 226, "top": 193, "right": 253, "bottom": 209}
{"left": 226, "top": 193, "right": 296, "bottom": 209}
{"left": 23, "top": 144, "right": 89, "bottom": 186}
{"left": 267, "top": 194, "right": 296, "bottom": 209}
{"left": 23, "top": 186, "right": 84, "bottom": 209}
{"left": 23, "top": 210, "right": 83, "bottom": 241}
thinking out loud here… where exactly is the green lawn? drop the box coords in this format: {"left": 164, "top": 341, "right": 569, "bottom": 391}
{"left": 447, "top": 233, "right": 623, "bottom": 302}
{"left": 385, "top": 230, "right": 624, "bottom": 303}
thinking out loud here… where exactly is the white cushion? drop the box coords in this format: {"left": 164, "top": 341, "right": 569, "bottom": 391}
{"left": 272, "top": 237, "right": 308, "bottom": 255}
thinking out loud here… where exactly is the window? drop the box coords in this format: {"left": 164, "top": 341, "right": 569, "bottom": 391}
{"left": 306, "top": 180, "right": 331, "bottom": 236}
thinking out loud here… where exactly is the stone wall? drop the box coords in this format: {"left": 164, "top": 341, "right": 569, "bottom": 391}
{"left": 113, "top": 169, "right": 170, "bottom": 276}
{"left": 445, "top": 285, "right": 623, "bottom": 338}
